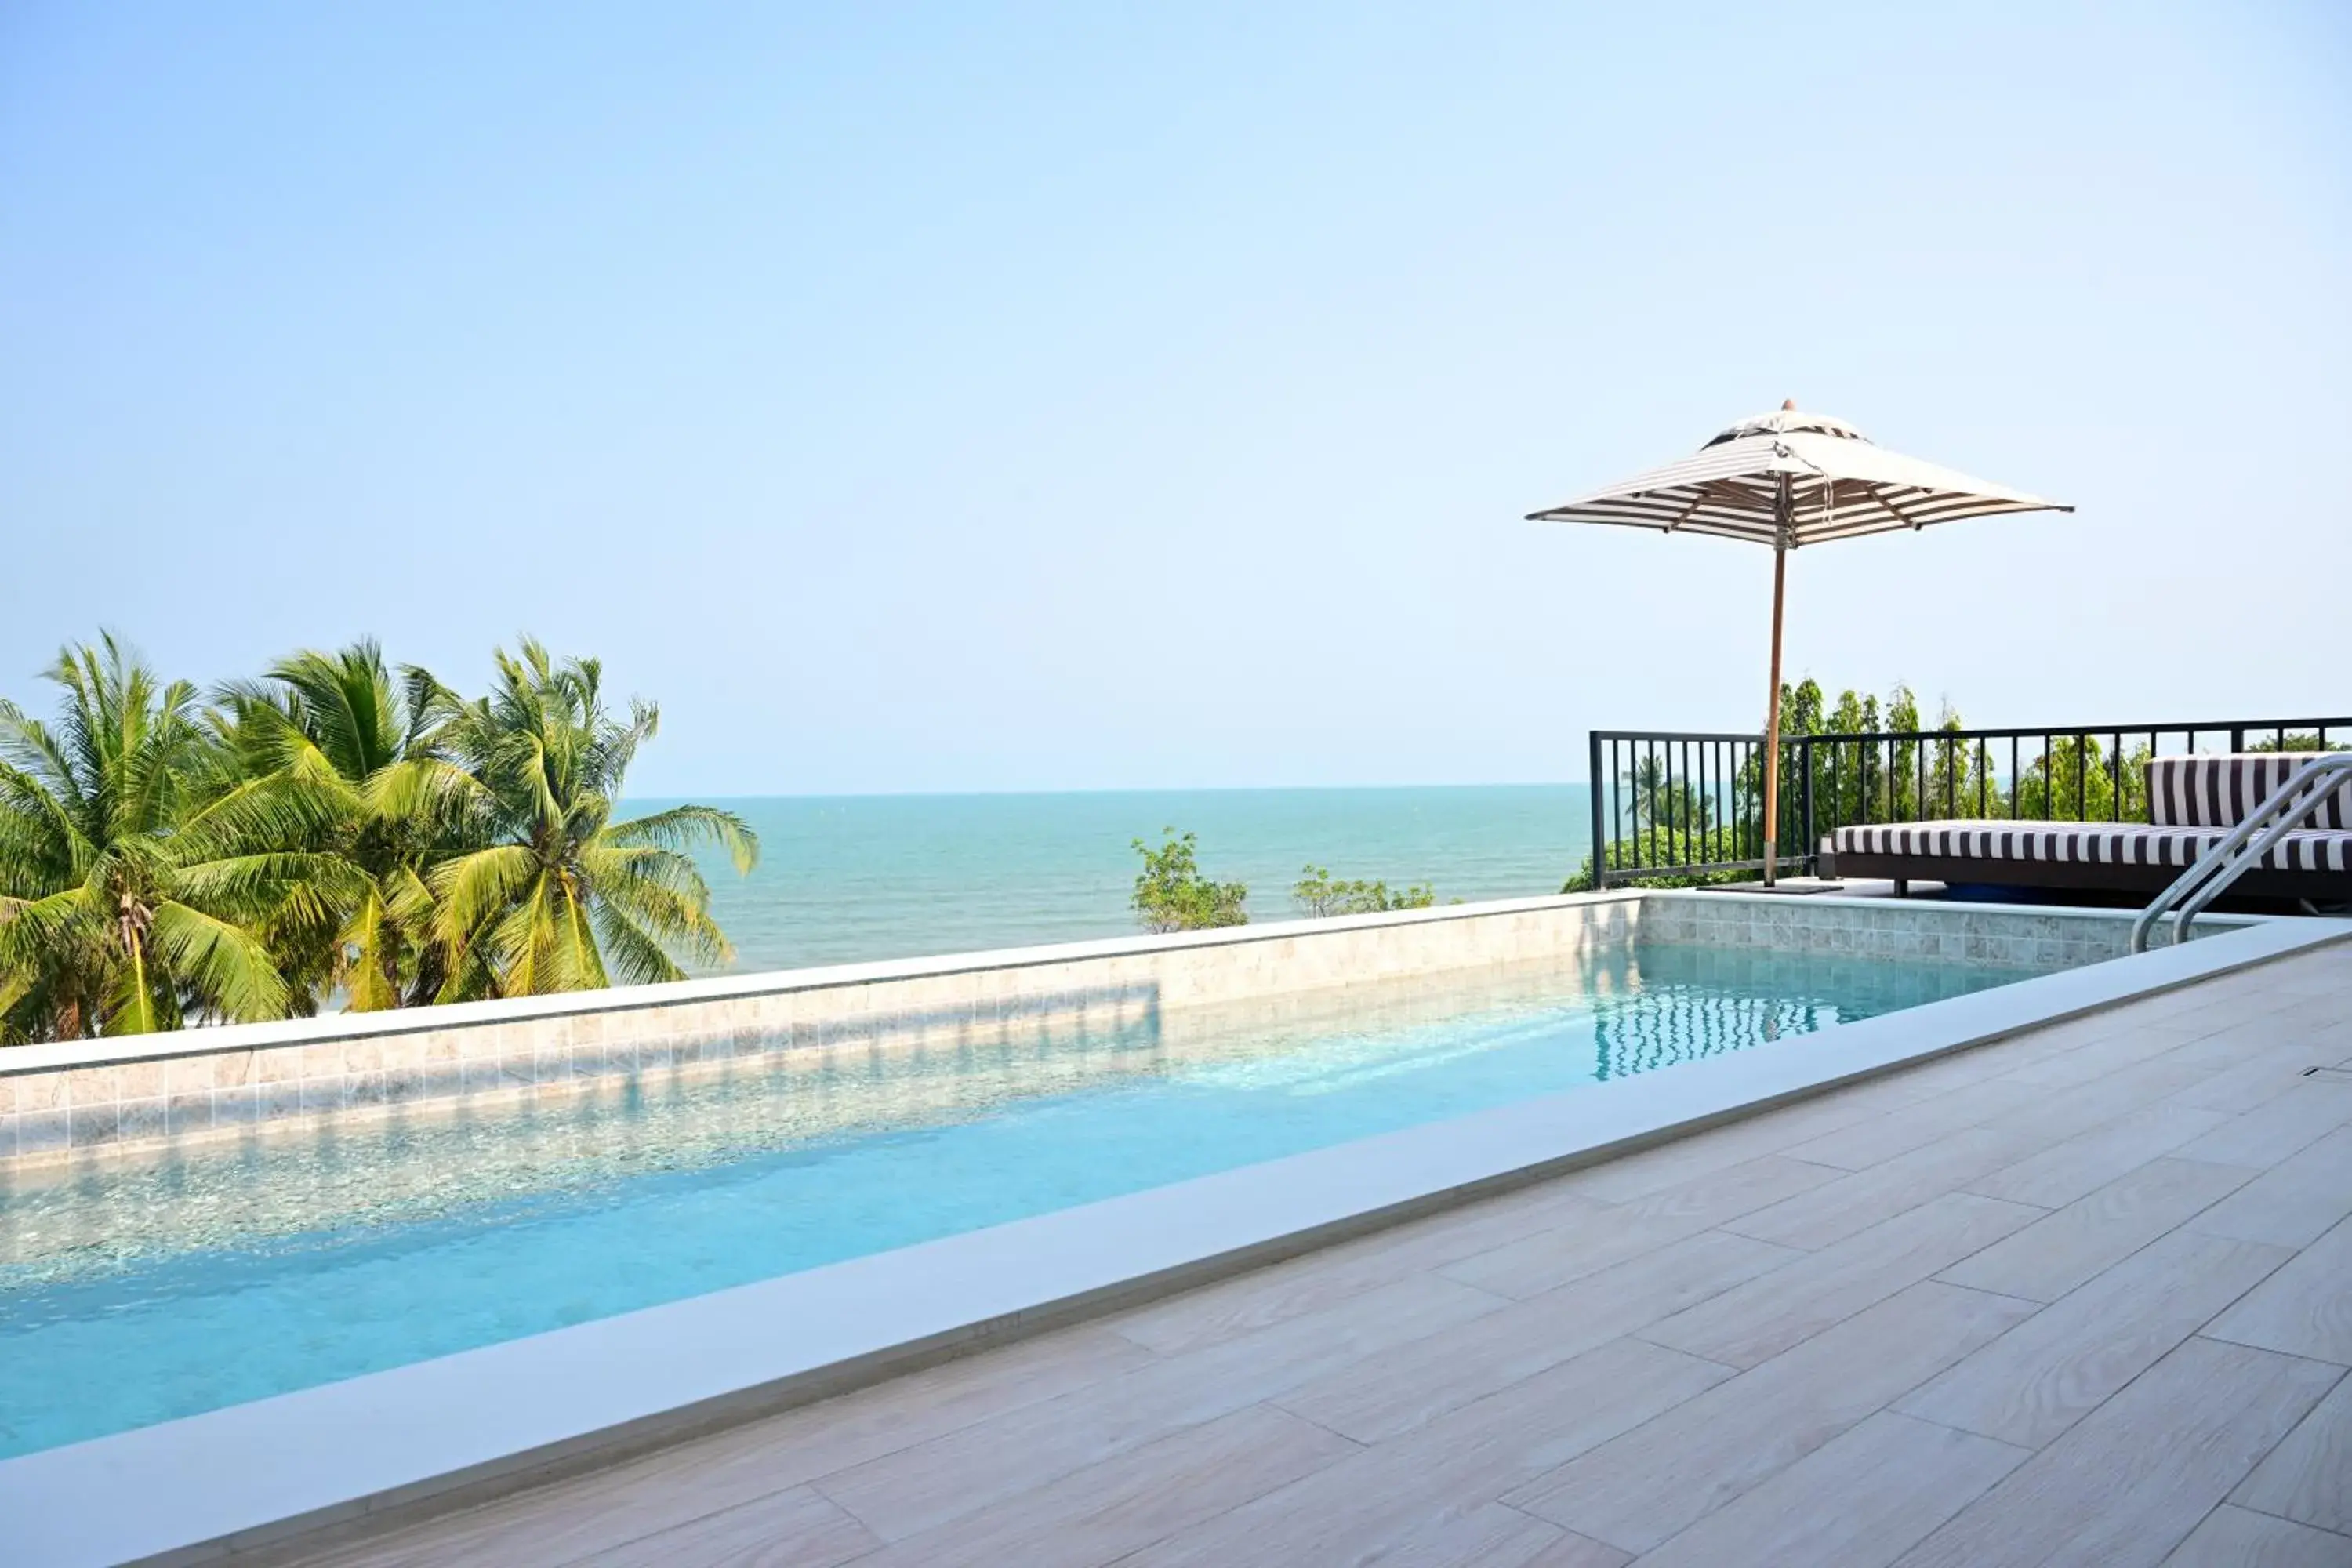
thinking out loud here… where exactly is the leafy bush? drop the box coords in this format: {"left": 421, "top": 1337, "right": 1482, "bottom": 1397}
{"left": 1561, "top": 829, "right": 1753, "bottom": 892}
{"left": 1130, "top": 829, "right": 1248, "bottom": 932}
{"left": 1292, "top": 865, "right": 1436, "bottom": 917}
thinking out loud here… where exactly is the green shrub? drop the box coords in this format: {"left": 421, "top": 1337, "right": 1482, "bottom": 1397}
{"left": 1130, "top": 829, "right": 1248, "bottom": 932}
{"left": 1293, "top": 865, "right": 1436, "bottom": 917}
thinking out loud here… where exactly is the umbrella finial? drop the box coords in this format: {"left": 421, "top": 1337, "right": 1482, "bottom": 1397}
{"left": 1781, "top": 397, "right": 1797, "bottom": 409}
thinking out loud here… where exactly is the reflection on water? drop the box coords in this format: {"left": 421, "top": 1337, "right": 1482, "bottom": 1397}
{"left": 0, "top": 941, "right": 2045, "bottom": 1457}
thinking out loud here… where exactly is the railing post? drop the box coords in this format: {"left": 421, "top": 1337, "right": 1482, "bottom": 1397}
{"left": 1588, "top": 731, "right": 1608, "bottom": 890}
{"left": 1799, "top": 742, "right": 1816, "bottom": 877}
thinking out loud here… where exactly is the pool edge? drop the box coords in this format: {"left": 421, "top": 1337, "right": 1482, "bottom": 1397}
{"left": 5, "top": 916, "right": 2347, "bottom": 1568}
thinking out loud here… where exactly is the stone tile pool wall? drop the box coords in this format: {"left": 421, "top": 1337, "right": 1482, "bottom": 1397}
{"left": 0, "top": 893, "right": 1650, "bottom": 1168}
{"left": 0, "top": 892, "right": 2211, "bottom": 1171}
{"left": 1637, "top": 891, "right": 2158, "bottom": 970}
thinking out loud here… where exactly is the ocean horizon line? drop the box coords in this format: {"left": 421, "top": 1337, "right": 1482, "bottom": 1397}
{"left": 626, "top": 780, "right": 1594, "bottom": 806}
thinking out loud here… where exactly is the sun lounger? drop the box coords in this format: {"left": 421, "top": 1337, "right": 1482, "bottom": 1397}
{"left": 1817, "top": 754, "right": 2352, "bottom": 900}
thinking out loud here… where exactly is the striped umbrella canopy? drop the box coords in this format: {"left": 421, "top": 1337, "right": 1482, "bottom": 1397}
{"left": 1527, "top": 402, "right": 2072, "bottom": 884}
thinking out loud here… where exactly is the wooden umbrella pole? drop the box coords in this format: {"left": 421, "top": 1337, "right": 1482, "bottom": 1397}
{"left": 1761, "top": 501, "right": 1790, "bottom": 886}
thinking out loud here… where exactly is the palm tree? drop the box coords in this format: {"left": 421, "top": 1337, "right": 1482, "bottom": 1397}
{"left": 1621, "top": 754, "right": 1674, "bottom": 830}
{"left": 427, "top": 640, "right": 757, "bottom": 997}
{"left": 212, "top": 641, "right": 486, "bottom": 1011}
{"left": 0, "top": 637, "right": 303, "bottom": 1039}
{"left": 1619, "top": 754, "right": 1719, "bottom": 864}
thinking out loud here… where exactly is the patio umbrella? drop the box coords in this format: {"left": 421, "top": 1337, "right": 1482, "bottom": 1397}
{"left": 1527, "top": 401, "right": 2071, "bottom": 885}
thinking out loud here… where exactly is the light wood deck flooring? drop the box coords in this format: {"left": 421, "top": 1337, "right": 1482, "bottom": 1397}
{"left": 300, "top": 943, "right": 2352, "bottom": 1568}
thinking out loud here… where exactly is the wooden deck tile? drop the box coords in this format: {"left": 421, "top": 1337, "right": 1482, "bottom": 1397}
{"left": 1896, "top": 1229, "right": 2292, "bottom": 1448}
{"left": 1105, "top": 1178, "right": 1618, "bottom": 1360}
{"left": 2189, "top": 1127, "right": 2352, "bottom": 1250}
{"left": 1274, "top": 1227, "right": 1795, "bottom": 1443}
{"left": 1987, "top": 1055, "right": 2224, "bottom": 1146}
{"left": 1600, "top": 1152, "right": 1846, "bottom": 1228}
{"left": 2176, "top": 1080, "right": 2352, "bottom": 1172}
{"left": 811, "top": 1272, "right": 1499, "bottom": 1541}
{"left": 1777, "top": 1078, "right": 2045, "bottom": 1171}
{"left": 1963, "top": 1101, "right": 2231, "bottom": 1210}
{"left": 1725, "top": 1123, "right": 2056, "bottom": 1250}
{"left": 1639, "top": 1192, "right": 2040, "bottom": 1369}
{"left": 827, "top": 1403, "right": 1357, "bottom": 1568}
{"left": 1308, "top": 1178, "right": 1615, "bottom": 1275}
{"left": 1890, "top": 1336, "right": 2341, "bottom": 1568}
{"left": 1629, "top": 1411, "right": 2027, "bottom": 1568}
{"left": 2231, "top": 1374, "right": 2352, "bottom": 1535}
{"left": 1099, "top": 1201, "right": 1566, "bottom": 1358}
{"left": 1548, "top": 1109, "right": 1836, "bottom": 1203}
{"left": 1434, "top": 1203, "right": 1714, "bottom": 1300}
{"left": 1128, "top": 1338, "right": 1727, "bottom": 1566}
{"left": 2164, "top": 1041, "right": 2339, "bottom": 1114}
{"left": 306, "top": 1327, "right": 1159, "bottom": 1568}
{"left": 1936, "top": 1156, "right": 2256, "bottom": 1303}
{"left": 1513, "top": 1530, "right": 1635, "bottom": 1568}
{"left": 1504, "top": 1281, "right": 2036, "bottom": 1554}
{"left": 2207, "top": 1216, "right": 2352, "bottom": 1367}
{"left": 1995, "top": 1025, "right": 2212, "bottom": 1090}
{"left": 564, "top": 1486, "right": 877, "bottom": 1568}
{"left": 1147, "top": 1500, "right": 1572, "bottom": 1568}
{"left": 2158, "top": 1505, "right": 2352, "bottom": 1568}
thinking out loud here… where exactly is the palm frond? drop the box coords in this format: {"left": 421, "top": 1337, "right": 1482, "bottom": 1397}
{"left": 363, "top": 757, "right": 491, "bottom": 828}
{"left": 147, "top": 900, "right": 292, "bottom": 1023}
{"left": 169, "top": 851, "right": 368, "bottom": 916}
{"left": 587, "top": 860, "right": 735, "bottom": 967}
{"left": 428, "top": 843, "right": 540, "bottom": 944}
{"left": 590, "top": 900, "right": 689, "bottom": 986}
{"left": 605, "top": 804, "right": 760, "bottom": 874}
{"left": 339, "top": 887, "right": 401, "bottom": 1013}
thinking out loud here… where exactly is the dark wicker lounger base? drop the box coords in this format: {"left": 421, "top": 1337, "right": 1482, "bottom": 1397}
{"left": 1818, "top": 851, "right": 2352, "bottom": 903}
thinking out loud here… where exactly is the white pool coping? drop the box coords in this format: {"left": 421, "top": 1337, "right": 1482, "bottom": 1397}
{"left": 5, "top": 913, "right": 2348, "bottom": 1567}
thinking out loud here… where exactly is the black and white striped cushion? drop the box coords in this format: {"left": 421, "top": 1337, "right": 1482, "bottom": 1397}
{"left": 2147, "top": 753, "right": 2350, "bottom": 829}
{"left": 2303, "top": 772, "right": 2352, "bottom": 830}
{"left": 1828, "top": 819, "right": 2352, "bottom": 873}
{"left": 2265, "top": 830, "right": 2352, "bottom": 872}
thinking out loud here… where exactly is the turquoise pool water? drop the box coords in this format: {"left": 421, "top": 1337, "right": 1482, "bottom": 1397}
{"left": 0, "top": 942, "right": 2046, "bottom": 1458}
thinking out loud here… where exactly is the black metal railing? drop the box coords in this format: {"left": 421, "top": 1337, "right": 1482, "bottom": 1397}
{"left": 1588, "top": 716, "right": 2352, "bottom": 887}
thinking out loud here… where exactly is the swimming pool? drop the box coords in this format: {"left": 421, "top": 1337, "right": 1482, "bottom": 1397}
{"left": 0, "top": 941, "right": 2050, "bottom": 1458}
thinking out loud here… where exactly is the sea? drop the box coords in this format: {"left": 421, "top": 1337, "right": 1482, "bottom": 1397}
{"left": 633, "top": 786, "right": 1594, "bottom": 975}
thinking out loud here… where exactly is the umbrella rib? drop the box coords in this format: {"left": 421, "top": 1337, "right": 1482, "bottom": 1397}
{"left": 1869, "top": 486, "right": 1927, "bottom": 530}
{"left": 1663, "top": 488, "right": 1709, "bottom": 532}
{"left": 1666, "top": 478, "right": 1762, "bottom": 531}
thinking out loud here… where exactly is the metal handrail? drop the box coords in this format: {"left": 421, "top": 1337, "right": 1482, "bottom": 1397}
{"left": 2129, "top": 752, "right": 2352, "bottom": 953}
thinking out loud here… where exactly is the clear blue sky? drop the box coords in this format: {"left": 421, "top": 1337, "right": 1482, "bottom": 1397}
{"left": 3, "top": 3, "right": 2347, "bottom": 794}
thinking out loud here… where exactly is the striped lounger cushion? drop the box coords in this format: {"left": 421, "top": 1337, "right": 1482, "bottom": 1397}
{"left": 2147, "top": 753, "right": 2352, "bottom": 829}
{"left": 1829, "top": 820, "right": 2352, "bottom": 873}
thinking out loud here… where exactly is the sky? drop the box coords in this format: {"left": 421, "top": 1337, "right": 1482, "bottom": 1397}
{"left": 2, "top": 2, "right": 2347, "bottom": 796}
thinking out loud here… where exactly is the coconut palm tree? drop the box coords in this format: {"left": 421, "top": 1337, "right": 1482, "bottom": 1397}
{"left": 1621, "top": 753, "right": 1674, "bottom": 830}
{"left": 212, "top": 641, "right": 488, "bottom": 1011}
{"left": 426, "top": 640, "right": 757, "bottom": 998}
{"left": 0, "top": 637, "right": 306, "bottom": 1039}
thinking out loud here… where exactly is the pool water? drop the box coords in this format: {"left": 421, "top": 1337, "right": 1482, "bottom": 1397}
{"left": 0, "top": 942, "right": 2049, "bottom": 1458}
